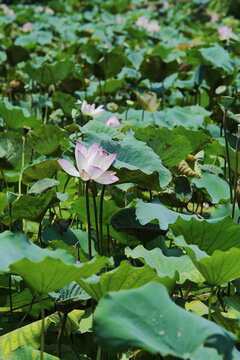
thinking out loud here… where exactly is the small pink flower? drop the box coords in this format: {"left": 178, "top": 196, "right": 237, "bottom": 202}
{"left": 45, "top": 7, "right": 54, "bottom": 15}
{"left": 135, "top": 16, "right": 149, "bottom": 29}
{"left": 146, "top": 20, "right": 161, "bottom": 32}
{"left": 210, "top": 13, "right": 218, "bottom": 22}
{"left": 58, "top": 142, "right": 119, "bottom": 185}
{"left": 116, "top": 16, "right": 122, "bottom": 25}
{"left": 8, "top": 9, "right": 14, "bottom": 16}
{"left": 105, "top": 42, "right": 111, "bottom": 49}
{"left": 163, "top": 2, "right": 170, "bottom": 9}
{"left": 35, "top": 6, "right": 44, "bottom": 12}
{"left": 81, "top": 100, "right": 105, "bottom": 118}
{"left": 2, "top": 4, "right": 9, "bottom": 14}
{"left": 106, "top": 115, "right": 121, "bottom": 129}
{"left": 218, "top": 25, "right": 235, "bottom": 41}
{"left": 147, "top": 5, "right": 151, "bottom": 10}
{"left": 22, "top": 22, "right": 32, "bottom": 32}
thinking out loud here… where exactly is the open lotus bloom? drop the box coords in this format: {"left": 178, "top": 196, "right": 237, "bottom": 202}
{"left": 22, "top": 22, "right": 32, "bottom": 32}
{"left": 105, "top": 115, "right": 121, "bottom": 129}
{"left": 81, "top": 100, "right": 105, "bottom": 118}
{"left": 58, "top": 142, "right": 119, "bottom": 185}
{"left": 218, "top": 26, "right": 235, "bottom": 41}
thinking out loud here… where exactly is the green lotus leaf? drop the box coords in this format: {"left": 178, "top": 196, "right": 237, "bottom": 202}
{"left": 170, "top": 216, "right": 240, "bottom": 254}
{"left": 0, "top": 346, "right": 58, "bottom": 360}
{"left": 175, "top": 236, "right": 240, "bottom": 286}
{"left": 26, "top": 124, "right": 68, "bottom": 156}
{"left": 136, "top": 199, "right": 197, "bottom": 230}
{"left": 192, "top": 171, "right": 229, "bottom": 203}
{"left": 0, "top": 231, "right": 112, "bottom": 294}
{"left": 0, "top": 100, "right": 40, "bottom": 130}
{"left": 22, "top": 160, "right": 61, "bottom": 184}
{"left": 93, "top": 282, "right": 236, "bottom": 357}
{"left": 134, "top": 126, "right": 191, "bottom": 167}
{"left": 77, "top": 261, "right": 177, "bottom": 301}
{"left": 125, "top": 245, "right": 204, "bottom": 284}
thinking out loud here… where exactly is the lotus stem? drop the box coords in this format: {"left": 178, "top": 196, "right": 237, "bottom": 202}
{"left": 57, "top": 312, "right": 67, "bottom": 358}
{"left": 232, "top": 133, "right": 240, "bottom": 219}
{"left": 222, "top": 107, "right": 233, "bottom": 203}
{"left": 92, "top": 183, "right": 100, "bottom": 253}
{"left": 141, "top": 109, "right": 145, "bottom": 122}
{"left": 208, "top": 286, "right": 214, "bottom": 321}
{"left": 9, "top": 275, "right": 13, "bottom": 330}
{"left": 86, "top": 181, "right": 92, "bottom": 260}
{"left": 18, "top": 135, "right": 26, "bottom": 197}
{"left": 39, "top": 296, "right": 45, "bottom": 360}
{"left": 96, "top": 346, "right": 102, "bottom": 360}
{"left": 99, "top": 185, "right": 106, "bottom": 256}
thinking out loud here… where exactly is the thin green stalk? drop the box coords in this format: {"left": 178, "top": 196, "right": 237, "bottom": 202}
{"left": 99, "top": 185, "right": 106, "bottom": 256}
{"left": 1, "top": 168, "right": 8, "bottom": 188}
{"left": 232, "top": 133, "right": 240, "bottom": 219}
{"left": 92, "top": 188, "right": 100, "bottom": 253}
{"left": 9, "top": 275, "right": 13, "bottom": 330}
{"left": 96, "top": 346, "right": 102, "bottom": 360}
{"left": 57, "top": 313, "right": 67, "bottom": 358}
{"left": 43, "top": 104, "right": 48, "bottom": 125}
{"left": 39, "top": 296, "right": 45, "bottom": 360}
{"left": 141, "top": 109, "right": 145, "bottom": 122}
{"left": 18, "top": 135, "right": 26, "bottom": 197}
{"left": 8, "top": 204, "right": 12, "bottom": 232}
{"left": 223, "top": 108, "right": 233, "bottom": 203}
{"left": 162, "top": 80, "right": 166, "bottom": 108}
{"left": 86, "top": 181, "right": 92, "bottom": 260}
{"left": 125, "top": 106, "right": 129, "bottom": 121}
{"left": 107, "top": 225, "right": 110, "bottom": 257}
{"left": 208, "top": 286, "right": 214, "bottom": 321}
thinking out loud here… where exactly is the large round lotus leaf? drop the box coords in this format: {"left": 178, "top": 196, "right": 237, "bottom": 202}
{"left": 0, "top": 133, "right": 31, "bottom": 170}
{"left": 192, "top": 171, "right": 229, "bottom": 204}
{"left": 0, "top": 100, "right": 40, "bottom": 130}
{"left": 24, "top": 59, "right": 74, "bottom": 86}
{"left": 77, "top": 260, "right": 177, "bottom": 301}
{"left": 93, "top": 282, "right": 236, "bottom": 358}
{"left": 125, "top": 245, "right": 204, "bottom": 284}
{"left": 22, "top": 160, "right": 61, "bottom": 184}
{"left": 134, "top": 126, "right": 191, "bottom": 167}
{"left": 170, "top": 216, "right": 240, "bottom": 255}
{"left": 26, "top": 124, "right": 68, "bottom": 156}
{"left": 172, "top": 126, "right": 211, "bottom": 154}
{"left": 111, "top": 208, "right": 165, "bottom": 242}
{"left": 155, "top": 106, "right": 209, "bottom": 130}
{"left": 3, "top": 189, "right": 58, "bottom": 224}
{"left": 28, "top": 178, "right": 59, "bottom": 195}
{"left": 198, "top": 44, "right": 235, "bottom": 73}
{"left": 136, "top": 199, "right": 197, "bottom": 230}
{"left": 0, "top": 231, "right": 112, "bottom": 294}
{"left": 175, "top": 237, "right": 240, "bottom": 286}
{"left": 0, "top": 346, "right": 58, "bottom": 360}
{"left": 82, "top": 135, "right": 171, "bottom": 190}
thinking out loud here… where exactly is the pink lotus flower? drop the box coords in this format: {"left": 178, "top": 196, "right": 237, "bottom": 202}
{"left": 45, "top": 7, "right": 54, "bottom": 15}
{"left": 1, "top": 4, "right": 14, "bottom": 16}
{"left": 146, "top": 20, "right": 161, "bottom": 32}
{"left": 58, "top": 142, "right": 119, "bottom": 185}
{"left": 218, "top": 26, "right": 235, "bottom": 41}
{"left": 210, "top": 13, "right": 218, "bottom": 22}
{"left": 106, "top": 115, "right": 121, "bottom": 129}
{"left": 22, "top": 22, "right": 32, "bottom": 32}
{"left": 135, "top": 16, "right": 149, "bottom": 29}
{"left": 163, "top": 2, "right": 170, "bottom": 9}
{"left": 35, "top": 5, "right": 44, "bottom": 12}
{"left": 116, "top": 16, "right": 122, "bottom": 25}
{"left": 81, "top": 100, "right": 105, "bottom": 118}
{"left": 2, "top": 4, "right": 9, "bottom": 13}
